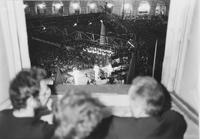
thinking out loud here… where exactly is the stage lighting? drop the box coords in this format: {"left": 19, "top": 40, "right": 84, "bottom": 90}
{"left": 100, "top": 20, "right": 103, "bottom": 23}
{"left": 88, "top": 22, "right": 92, "bottom": 25}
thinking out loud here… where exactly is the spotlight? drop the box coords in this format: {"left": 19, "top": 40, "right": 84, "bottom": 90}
{"left": 100, "top": 20, "right": 103, "bottom": 23}
{"left": 73, "top": 23, "right": 77, "bottom": 27}
{"left": 88, "top": 22, "right": 92, "bottom": 25}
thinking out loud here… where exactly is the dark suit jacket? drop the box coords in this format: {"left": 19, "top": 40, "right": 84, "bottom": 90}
{"left": 89, "top": 110, "right": 187, "bottom": 139}
{"left": 0, "top": 109, "right": 55, "bottom": 139}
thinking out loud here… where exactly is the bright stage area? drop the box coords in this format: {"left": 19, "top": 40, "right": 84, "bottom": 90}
{"left": 56, "top": 63, "right": 125, "bottom": 85}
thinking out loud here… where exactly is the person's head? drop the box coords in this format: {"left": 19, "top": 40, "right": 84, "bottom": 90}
{"left": 54, "top": 90, "right": 104, "bottom": 139}
{"left": 128, "top": 76, "right": 165, "bottom": 117}
{"left": 9, "top": 67, "right": 51, "bottom": 111}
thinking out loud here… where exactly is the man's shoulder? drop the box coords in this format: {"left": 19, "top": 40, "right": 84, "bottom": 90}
{"left": 0, "top": 109, "right": 13, "bottom": 134}
{"left": 104, "top": 115, "right": 137, "bottom": 128}
{"left": 162, "top": 110, "right": 187, "bottom": 132}
{"left": 0, "top": 109, "right": 12, "bottom": 118}
{"left": 89, "top": 116, "right": 136, "bottom": 139}
{"left": 162, "top": 110, "right": 186, "bottom": 122}
{"left": 0, "top": 109, "right": 12, "bottom": 113}
{"left": 95, "top": 116, "right": 133, "bottom": 129}
{"left": 112, "top": 115, "right": 135, "bottom": 122}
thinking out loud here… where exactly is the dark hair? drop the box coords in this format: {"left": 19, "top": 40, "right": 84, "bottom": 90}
{"left": 54, "top": 90, "right": 104, "bottom": 139}
{"left": 130, "top": 76, "right": 165, "bottom": 116}
{"left": 9, "top": 67, "right": 46, "bottom": 110}
{"left": 160, "top": 83, "right": 172, "bottom": 114}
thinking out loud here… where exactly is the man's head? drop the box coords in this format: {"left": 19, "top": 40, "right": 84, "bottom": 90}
{"left": 9, "top": 67, "right": 50, "bottom": 110}
{"left": 128, "top": 76, "right": 165, "bottom": 117}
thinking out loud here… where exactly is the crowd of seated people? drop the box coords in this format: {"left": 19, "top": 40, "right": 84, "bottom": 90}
{"left": 29, "top": 39, "right": 111, "bottom": 78}
{"left": 116, "top": 15, "right": 168, "bottom": 79}
{"left": 0, "top": 67, "right": 187, "bottom": 139}
{"left": 28, "top": 14, "right": 167, "bottom": 82}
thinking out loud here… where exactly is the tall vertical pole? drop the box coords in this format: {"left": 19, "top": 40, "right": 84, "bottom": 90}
{"left": 152, "top": 39, "right": 158, "bottom": 77}
{"left": 100, "top": 21, "right": 106, "bottom": 45}
{"left": 122, "top": 0, "right": 125, "bottom": 19}
{"left": 126, "top": 52, "right": 136, "bottom": 84}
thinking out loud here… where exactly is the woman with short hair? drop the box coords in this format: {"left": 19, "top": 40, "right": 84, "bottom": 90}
{"left": 53, "top": 90, "right": 104, "bottom": 139}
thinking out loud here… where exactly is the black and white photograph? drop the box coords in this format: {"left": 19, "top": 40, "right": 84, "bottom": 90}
{"left": 0, "top": 0, "right": 199, "bottom": 139}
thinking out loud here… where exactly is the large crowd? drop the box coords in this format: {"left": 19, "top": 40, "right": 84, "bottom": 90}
{"left": 29, "top": 39, "right": 110, "bottom": 77}
{"left": 28, "top": 13, "right": 168, "bottom": 83}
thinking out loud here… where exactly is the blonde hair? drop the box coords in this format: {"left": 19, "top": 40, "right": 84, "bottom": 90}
{"left": 54, "top": 90, "right": 104, "bottom": 139}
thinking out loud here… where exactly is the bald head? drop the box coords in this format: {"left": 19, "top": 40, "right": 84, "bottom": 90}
{"left": 128, "top": 76, "right": 165, "bottom": 117}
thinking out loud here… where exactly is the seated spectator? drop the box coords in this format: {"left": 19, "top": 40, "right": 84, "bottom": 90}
{"left": 53, "top": 90, "right": 104, "bottom": 139}
{"left": 97, "top": 76, "right": 187, "bottom": 139}
{"left": 0, "top": 67, "right": 55, "bottom": 139}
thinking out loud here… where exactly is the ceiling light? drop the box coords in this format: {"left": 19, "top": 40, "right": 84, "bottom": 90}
{"left": 138, "top": 2, "right": 150, "bottom": 12}
{"left": 71, "top": 3, "right": 80, "bottom": 10}
{"left": 88, "top": 3, "right": 96, "bottom": 9}
{"left": 107, "top": 3, "right": 113, "bottom": 8}
{"left": 53, "top": 3, "right": 63, "bottom": 9}
{"left": 38, "top": 3, "right": 46, "bottom": 9}
{"left": 124, "top": 3, "right": 131, "bottom": 10}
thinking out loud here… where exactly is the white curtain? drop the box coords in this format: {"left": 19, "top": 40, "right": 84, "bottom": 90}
{"left": 162, "top": 0, "right": 199, "bottom": 112}
{"left": 0, "top": 0, "right": 30, "bottom": 110}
